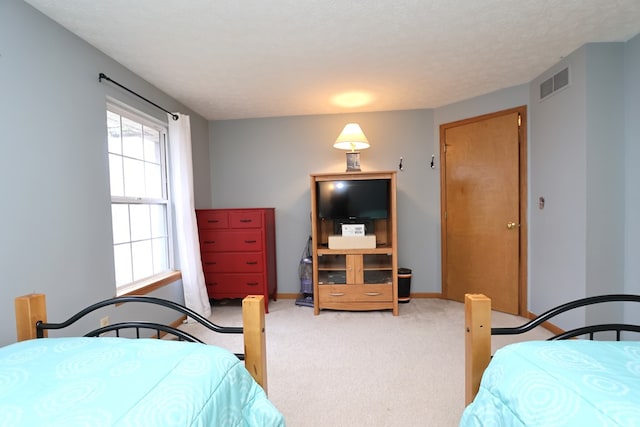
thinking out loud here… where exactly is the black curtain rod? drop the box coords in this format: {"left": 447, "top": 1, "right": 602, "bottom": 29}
{"left": 98, "top": 72, "right": 179, "bottom": 121}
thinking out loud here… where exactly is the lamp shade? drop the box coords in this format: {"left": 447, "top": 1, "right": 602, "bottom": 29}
{"left": 333, "top": 123, "right": 370, "bottom": 152}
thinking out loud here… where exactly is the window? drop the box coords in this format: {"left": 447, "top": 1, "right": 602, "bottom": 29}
{"left": 106, "top": 104, "right": 172, "bottom": 292}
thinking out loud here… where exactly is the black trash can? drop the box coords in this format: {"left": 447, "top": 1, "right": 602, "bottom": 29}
{"left": 398, "top": 268, "right": 412, "bottom": 303}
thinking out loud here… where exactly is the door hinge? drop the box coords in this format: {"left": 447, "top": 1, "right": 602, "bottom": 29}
{"left": 517, "top": 113, "right": 522, "bottom": 127}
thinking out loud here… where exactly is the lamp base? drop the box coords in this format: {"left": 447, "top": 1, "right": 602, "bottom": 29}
{"left": 345, "top": 152, "right": 361, "bottom": 172}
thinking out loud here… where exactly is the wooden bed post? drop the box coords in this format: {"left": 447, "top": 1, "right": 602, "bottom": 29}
{"left": 15, "top": 294, "right": 47, "bottom": 341}
{"left": 465, "top": 293, "right": 491, "bottom": 405}
{"left": 242, "top": 295, "right": 268, "bottom": 394}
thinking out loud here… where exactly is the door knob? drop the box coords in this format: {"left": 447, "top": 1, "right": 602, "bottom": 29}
{"left": 507, "top": 222, "right": 519, "bottom": 230}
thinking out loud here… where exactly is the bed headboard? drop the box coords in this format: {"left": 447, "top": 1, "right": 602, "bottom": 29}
{"left": 14, "top": 293, "right": 269, "bottom": 393}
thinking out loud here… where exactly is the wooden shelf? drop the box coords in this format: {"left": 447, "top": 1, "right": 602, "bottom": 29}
{"left": 310, "top": 171, "right": 398, "bottom": 316}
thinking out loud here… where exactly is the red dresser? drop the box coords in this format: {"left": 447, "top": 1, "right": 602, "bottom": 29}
{"left": 196, "top": 208, "right": 277, "bottom": 312}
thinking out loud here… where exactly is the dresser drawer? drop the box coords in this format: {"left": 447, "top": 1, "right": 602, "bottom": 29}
{"left": 318, "top": 284, "right": 392, "bottom": 302}
{"left": 196, "top": 210, "right": 229, "bottom": 229}
{"left": 201, "top": 252, "right": 264, "bottom": 273}
{"left": 205, "top": 273, "right": 264, "bottom": 294}
{"left": 229, "top": 211, "right": 263, "bottom": 228}
{"left": 199, "top": 230, "right": 263, "bottom": 252}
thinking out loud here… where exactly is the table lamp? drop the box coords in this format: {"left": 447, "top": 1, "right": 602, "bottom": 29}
{"left": 333, "top": 123, "right": 370, "bottom": 172}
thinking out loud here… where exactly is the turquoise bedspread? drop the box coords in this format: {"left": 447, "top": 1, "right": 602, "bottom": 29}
{"left": 0, "top": 337, "right": 285, "bottom": 426}
{"left": 460, "top": 340, "right": 640, "bottom": 426}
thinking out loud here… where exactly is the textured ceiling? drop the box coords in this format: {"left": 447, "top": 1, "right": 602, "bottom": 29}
{"left": 24, "top": 0, "right": 640, "bottom": 120}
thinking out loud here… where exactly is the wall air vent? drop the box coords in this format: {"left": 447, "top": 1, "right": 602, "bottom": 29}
{"left": 540, "top": 77, "right": 553, "bottom": 99}
{"left": 539, "top": 67, "right": 570, "bottom": 101}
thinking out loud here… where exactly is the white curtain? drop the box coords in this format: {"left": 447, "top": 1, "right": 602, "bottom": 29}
{"left": 168, "top": 113, "right": 211, "bottom": 318}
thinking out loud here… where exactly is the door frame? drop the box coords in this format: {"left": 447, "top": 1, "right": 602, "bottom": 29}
{"left": 439, "top": 106, "right": 528, "bottom": 315}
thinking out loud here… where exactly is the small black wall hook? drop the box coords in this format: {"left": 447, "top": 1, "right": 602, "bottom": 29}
{"left": 430, "top": 154, "right": 435, "bottom": 169}
{"left": 399, "top": 157, "right": 404, "bottom": 171}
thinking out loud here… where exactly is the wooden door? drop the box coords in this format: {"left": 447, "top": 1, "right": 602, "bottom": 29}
{"left": 440, "top": 107, "right": 527, "bottom": 315}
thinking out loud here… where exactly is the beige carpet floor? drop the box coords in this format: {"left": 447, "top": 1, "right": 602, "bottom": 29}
{"left": 181, "top": 298, "right": 552, "bottom": 427}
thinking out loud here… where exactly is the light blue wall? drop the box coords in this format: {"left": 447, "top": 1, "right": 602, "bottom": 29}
{"left": 209, "top": 110, "right": 439, "bottom": 295}
{"left": 209, "top": 86, "right": 529, "bottom": 297}
{"left": 624, "top": 34, "right": 640, "bottom": 326}
{"left": 0, "top": 1, "right": 211, "bottom": 346}
{"left": 528, "top": 42, "right": 631, "bottom": 330}
{"left": 529, "top": 49, "right": 588, "bottom": 327}
{"left": 584, "top": 44, "right": 625, "bottom": 325}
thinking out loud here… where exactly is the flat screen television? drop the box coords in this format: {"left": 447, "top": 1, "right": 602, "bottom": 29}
{"left": 316, "top": 179, "right": 389, "bottom": 220}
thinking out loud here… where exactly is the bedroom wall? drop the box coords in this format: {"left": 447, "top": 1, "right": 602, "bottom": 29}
{"left": 209, "top": 110, "right": 438, "bottom": 296}
{"left": 529, "top": 48, "right": 587, "bottom": 327}
{"left": 584, "top": 44, "right": 625, "bottom": 325}
{"left": 208, "top": 86, "right": 529, "bottom": 297}
{"left": 624, "top": 33, "right": 640, "bottom": 327}
{"left": 0, "top": 1, "right": 211, "bottom": 346}
{"left": 529, "top": 43, "right": 628, "bottom": 330}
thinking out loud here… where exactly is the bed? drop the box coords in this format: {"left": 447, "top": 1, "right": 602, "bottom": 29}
{"left": 8, "top": 293, "right": 285, "bottom": 426}
{"left": 461, "top": 293, "right": 640, "bottom": 426}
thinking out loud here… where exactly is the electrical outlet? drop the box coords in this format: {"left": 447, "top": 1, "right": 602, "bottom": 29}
{"left": 100, "top": 316, "right": 109, "bottom": 327}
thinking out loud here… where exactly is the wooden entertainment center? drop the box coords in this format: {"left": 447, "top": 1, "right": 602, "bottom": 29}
{"left": 310, "top": 171, "right": 398, "bottom": 315}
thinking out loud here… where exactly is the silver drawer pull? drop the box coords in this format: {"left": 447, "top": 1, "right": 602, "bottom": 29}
{"left": 365, "top": 292, "right": 381, "bottom": 296}
{"left": 329, "top": 292, "right": 345, "bottom": 296}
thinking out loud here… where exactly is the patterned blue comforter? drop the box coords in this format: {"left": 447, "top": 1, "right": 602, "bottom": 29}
{"left": 460, "top": 340, "right": 640, "bottom": 426}
{"left": 0, "top": 337, "right": 285, "bottom": 426}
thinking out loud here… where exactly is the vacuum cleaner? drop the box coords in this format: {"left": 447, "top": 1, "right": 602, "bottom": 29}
{"left": 295, "top": 236, "right": 314, "bottom": 307}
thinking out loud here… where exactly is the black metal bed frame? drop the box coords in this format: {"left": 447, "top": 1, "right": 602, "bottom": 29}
{"left": 35, "top": 296, "right": 245, "bottom": 359}
{"left": 491, "top": 294, "right": 640, "bottom": 340}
